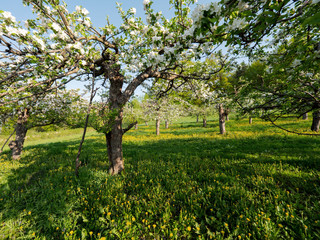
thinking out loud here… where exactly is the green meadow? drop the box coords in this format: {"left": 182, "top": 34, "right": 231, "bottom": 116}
{"left": 0, "top": 117, "right": 319, "bottom": 239}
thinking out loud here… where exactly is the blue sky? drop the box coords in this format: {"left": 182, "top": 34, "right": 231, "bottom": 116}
{"left": 1, "top": 0, "right": 213, "bottom": 96}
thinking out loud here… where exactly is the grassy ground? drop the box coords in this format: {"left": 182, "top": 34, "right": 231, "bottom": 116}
{"left": 0, "top": 116, "right": 319, "bottom": 239}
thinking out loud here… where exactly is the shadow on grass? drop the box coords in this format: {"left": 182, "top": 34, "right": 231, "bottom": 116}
{"left": 0, "top": 132, "right": 319, "bottom": 239}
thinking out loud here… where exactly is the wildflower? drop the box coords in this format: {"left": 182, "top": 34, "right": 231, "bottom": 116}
{"left": 224, "top": 223, "right": 228, "bottom": 227}
{"left": 100, "top": 238, "right": 106, "bottom": 240}
{"left": 70, "top": 231, "right": 74, "bottom": 235}
{"left": 170, "top": 233, "right": 173, "bottom": 237}
{"left": 278, "top": 224, "right": 283, "bottom": 228}
{"left": 132, "top": 216, "right": 136, "bottom": 222}
{"left": 187, "top": 226, "right": 191, "bottom": 231}
{"left": 153, "top": 224, "right": 156, "bottom": 228}
{"left": 28, "top": 211, "right": 31, "bottom": 215}
{"left": 56, "top": 227, "right": 59, "bottom": 230}
{"left": 89, "top": 231, "right": 93, "bottom": 236}
{"left": 107, "top": 212, "right": 111, "bottom": 216}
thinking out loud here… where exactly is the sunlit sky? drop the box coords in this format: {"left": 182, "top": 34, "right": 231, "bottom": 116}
{"left": 1, "top": 0, "right": 214, "bottom": 96}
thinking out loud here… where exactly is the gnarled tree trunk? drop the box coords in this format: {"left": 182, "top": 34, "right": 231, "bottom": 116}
{"left": 311, "top": 111, "right": 320, "bottom": 132}
{"left": 218, "top": 104, "right": 227, "bottom": 135}
{"left": 9, "top": 109, "right": 29, "bottom": 160}
{"left": 106, "top": 72, "right": 125, "bottom": 175}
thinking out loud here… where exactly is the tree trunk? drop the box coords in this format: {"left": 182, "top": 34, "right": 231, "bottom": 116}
{"left": 249, "top": 117, "right": 253, "bottom": 124}
{"left": 9, "top": 109, "right": 29, "bottom": 160}
{"left": 135, "top": 123, "right": 138, "bottom": 130}
{"left": 219, "top": 104, "right": 226, "bottom": 135}
{"left": 106, "top": 69, "right": 125, "bottom": 175}
{"left": 303, "top": 113, "right": 308, "bottom": 120}
{"left": 203, "top": 118, "right": 207, "bottom": 127}
{"left": 226, "top": 114, "right": 229, "bottom": 121}
{"left": 165, "top": 120, "right": 169, "bottom": 129}
{"left": 311, "top": 111, "right": 320, "bottom": 132}
{"left": 156, "top": 118, "right": 160, "bottom": 135}
{"left": 145, "top": 121, "right": 148, "bottom": 126}
{"left": 196, "top": 115, "right": 199, "bottom": 123}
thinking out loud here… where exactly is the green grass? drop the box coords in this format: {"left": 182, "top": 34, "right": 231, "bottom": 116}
{"left": 0, "top": 117, "right": 319, "bottom": 239}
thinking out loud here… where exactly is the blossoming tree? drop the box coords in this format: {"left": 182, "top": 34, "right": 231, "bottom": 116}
{"left": 0, "top": 89, "right": 82, "bottom": 159}
{"left": 0, "top": 0, "right": 231, "bottom": 174}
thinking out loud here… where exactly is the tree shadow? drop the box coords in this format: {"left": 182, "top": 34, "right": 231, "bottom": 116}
{"left": 0, "top": 132, "right": 319, "bottom": 239}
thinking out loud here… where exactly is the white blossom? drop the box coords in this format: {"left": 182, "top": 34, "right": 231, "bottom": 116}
{"left": 291, "top": 59, "right": 301, "bottom": 67}
{"left": 51, "top": 22, "right": 62, "bottom": 32}
{"left": 2, "top": 11, "right": 16, "bottom": 22}
{"left": 33, "top": 35, "right": 45, "bottom": 50}
{"left": 129, "top": 8, "right": 137, "bottom": 15}
{"left": 228, "top": 18, "right": 247, "bottom": 30}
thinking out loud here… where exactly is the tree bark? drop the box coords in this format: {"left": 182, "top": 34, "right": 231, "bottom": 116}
{"left": 135, "top": 123, "right": 138, "bottom": 130}
{"left": 106, "top": 69, "right": 125, "bottom": 175}
{"left": 156, "top": 118, "right": 160, "bottom": 135}
{"left": 9, "top": 109, "right": 29, "bottom": 160}
{"left": 219, "top": 104, "right": 227, "bottom": 135}
{"left": 226, "top": 114, "right": 229, "bottom": 121}
{"left": 311, "top": 111, "right": 320, "bottom": 132}
{"left": 165, "top": 120, "right": 169, "bottom": 129}
{"left": 203, "top": 118, "right": 207, "bottom": 127}
{"left": 249, "top": 117, "right": 253, "bottom": 124}
{"left": 196, "top": 114, "right": 199, "bottom": 123}
{"left": 303, "top": 113, "right": 308, "bottom": 120}
{"left": 145, "top": 121, "right": 148, "bottom": 126}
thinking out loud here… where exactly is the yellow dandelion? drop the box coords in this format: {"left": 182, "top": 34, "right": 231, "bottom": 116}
{"left": 28, "top": 211, "right": 31, "bottom": 215}
{"left": 89, "top": 231, "right": 93, "bottom": 236}
{"left": 153, "top": 224, "right": 156, "bottom": 228}
{"left": 187, "top": 226, "right": 191, "bottom": 231}
{"left": 224, "top": 223, "right": 228, "bottom": 227}
{"left": 278, "top": 224, "right": 283, "bottom": 228}
{"left": 107, "top": 212, "right": 111, "bottom": 216}
{"left": 132, "top": 217, "right": 136, "bottom": 222}
{"left": 70, "top": 231, "right": 74, "bottom": 235}
{"left": 100, "top": 237, "right": 106, "bottom": 240}
{"left": 170, "top": 233, "right": 173, "bottom": 237}
{"left": 56, "top": 227, "right": 59, "bottom": 230}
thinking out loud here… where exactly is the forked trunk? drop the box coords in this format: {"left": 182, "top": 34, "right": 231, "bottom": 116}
{"left": 165, "top": 120, "right": 169, "bottom": 129}
{"left": 156, "top": 118, "right": 160, "bottom": 135}
{"left": 303, "top": 113, "right": 308, "bottom": 120}
{"left": 9, "top": 110, "right": 29, "bottom": 160}
{"left": 311, "top": 111, "right": 320, "bottom": 132}
{"left": 249, "top": 117, "right": 253, "bottom": 124}
{"left": 219, "top": 104, "right": 226, "bottom": 135}
{"left": 203, "top": 118, "right": 207, "bottom": 127}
